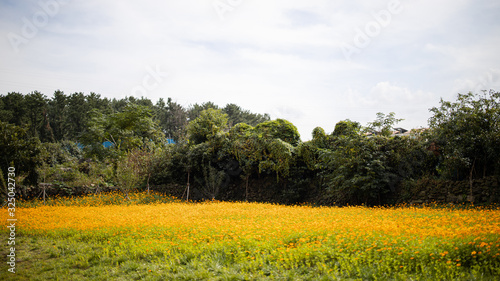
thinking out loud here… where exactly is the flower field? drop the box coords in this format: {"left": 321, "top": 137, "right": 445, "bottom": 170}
{"left": 1, "top": 193, "right": 500, "bottom": 280}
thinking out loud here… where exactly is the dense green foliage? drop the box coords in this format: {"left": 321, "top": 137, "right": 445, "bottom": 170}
{"left": 1, "top": 90, "right": 499, "bottom": 205}
{"left": 0, "top": 121, "right": 41, "bottom": 188}
{"left": 0, "top": 92, "right": 269, "bottom": 144}
{"left": 187, "top": 108, "right": 228, "bottom": 144}
{"left": 429, "top": 90, "right": 500, "bottom": 181}
{"left": 81, "top": 104, "right": 164, "bottom": 160}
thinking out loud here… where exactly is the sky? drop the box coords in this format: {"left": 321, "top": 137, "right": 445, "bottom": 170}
{"left": 1, "top": 0, "right": 500, "bottom": 140}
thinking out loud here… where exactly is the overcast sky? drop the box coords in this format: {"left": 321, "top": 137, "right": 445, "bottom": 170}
{"left": 1, "top": 0, "right": 500, "bottom": 140}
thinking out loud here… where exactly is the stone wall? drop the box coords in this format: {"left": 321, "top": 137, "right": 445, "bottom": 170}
{"left": 405, "top": 176, "right": 499, "bottom": 204}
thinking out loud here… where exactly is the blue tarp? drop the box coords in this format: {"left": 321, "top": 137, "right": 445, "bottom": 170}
{"left": 102, "top": 141, "right": 114, "bottom": 148}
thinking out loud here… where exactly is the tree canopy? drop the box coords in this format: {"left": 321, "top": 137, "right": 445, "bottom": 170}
{"left": 187, "top": 108, "right": 229, "bottom": 145}
{"left": 81, "top": 104, "right": 164, "bottom": 159}
{"left": 1, "top": 89, "right": 499, "bottom": 206}
{"left": 0, "top": 121, "right": 41, "bottom": 186}
{"left": 429, "top": 90, "right": 500, "bottom": 180}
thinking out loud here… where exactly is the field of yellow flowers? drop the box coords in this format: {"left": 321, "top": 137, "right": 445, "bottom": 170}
{"left": 1, "top": 192, "right": 500, "bottom": 280}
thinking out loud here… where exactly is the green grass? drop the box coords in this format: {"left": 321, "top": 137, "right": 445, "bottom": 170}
{"left": 1, "top": 234, "right": 499, "bottom": 280}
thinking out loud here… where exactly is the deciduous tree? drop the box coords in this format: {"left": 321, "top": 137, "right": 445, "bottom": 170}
{"left": 229, "top": 123, "right": 263, "bottom": 200}
{"left": 187, "top": 108, "right": 228, "bottom": 144}
{"left": 0, "top": 121, "right": 41, "bottom": 188}
{"left": 365, "top": 112, "right": 403, "bottom": 137}
{"left": 254, "top": 119, "right": 301, "bottom": 146}
{"left": 81, "top": 103, "right": 164, "bottom": 159}
{"left": 429, "top": 90, "right": 500, "bottom": 200}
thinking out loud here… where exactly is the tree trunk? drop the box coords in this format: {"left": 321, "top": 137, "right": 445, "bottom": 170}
{"left": 122, "top": 190, "right": 131, "bottom": 201}
{"left": 186, "top": 169, "right": 190, "bottom": 201}
{"left": 245, "top": 174, "right": 249, "bottom": 202}
{"left": 469, "top": 159, "right": 476, "bottom": 203}
{"left": 146, "top": 173, "right": 150, "bottom": 194}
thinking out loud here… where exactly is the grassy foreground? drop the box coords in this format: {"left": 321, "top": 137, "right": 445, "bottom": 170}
{"left": 1, "top": 193, "right": 500, "bottom": 280}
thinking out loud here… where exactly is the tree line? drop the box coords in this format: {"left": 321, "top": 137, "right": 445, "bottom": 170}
{"left": 1, "top": 90, "right": 499, "bottom": 205}
{"left": 0, "top": 91, "right": 270, "bottom": 143}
